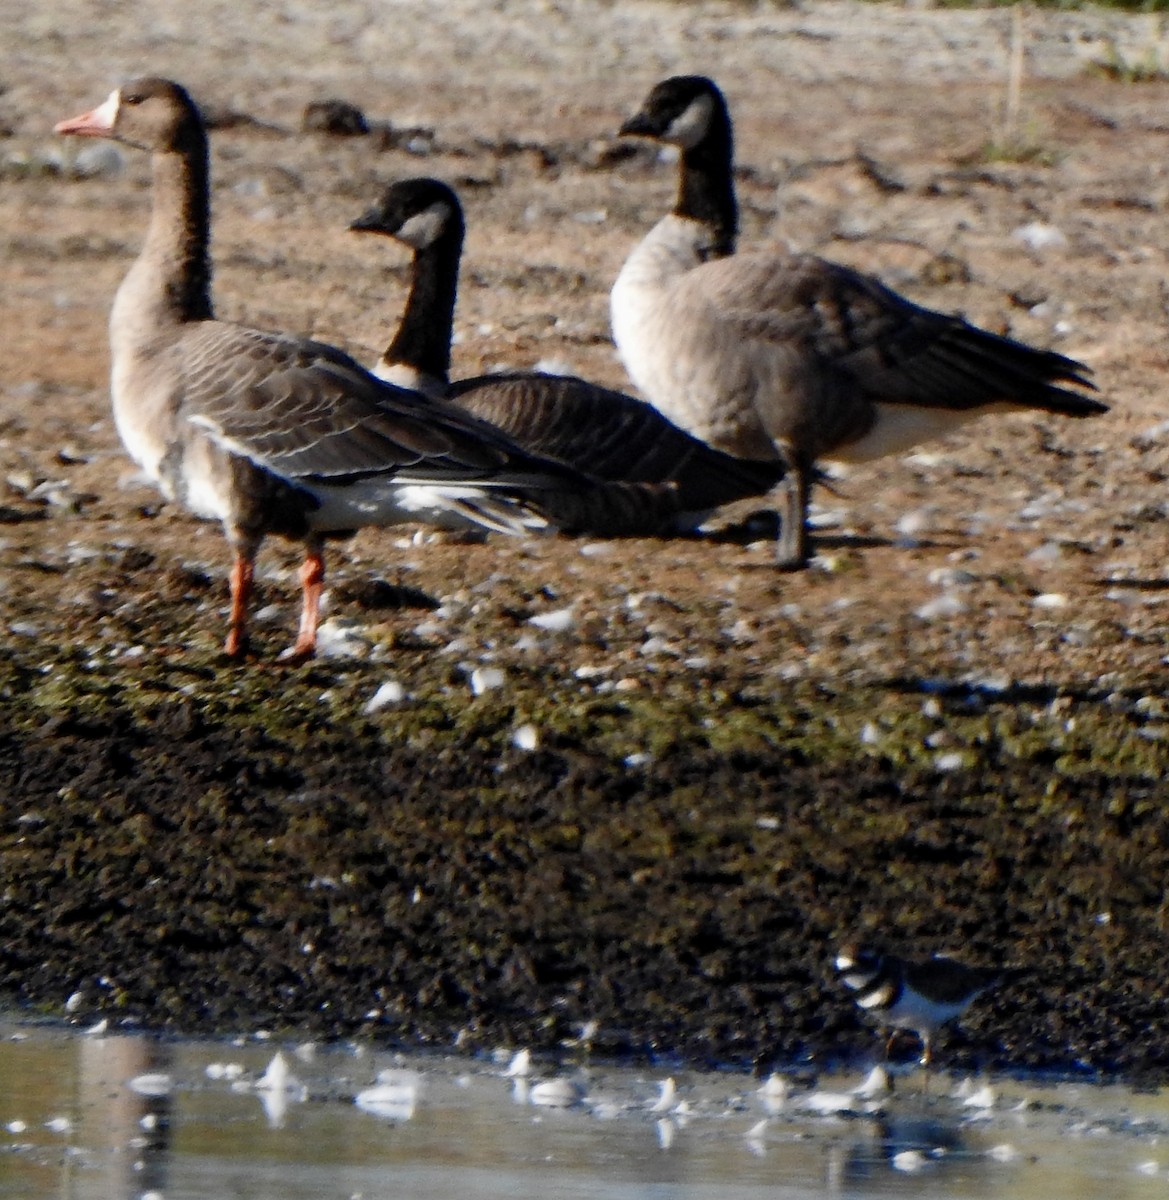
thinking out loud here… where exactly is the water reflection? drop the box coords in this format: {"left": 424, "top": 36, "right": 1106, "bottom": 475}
{"left": 2, "top": 1020, "right": 1169, "bottom": 1200}
{"left": 5, "top": 1029, "right": 172, "bottom": 1200}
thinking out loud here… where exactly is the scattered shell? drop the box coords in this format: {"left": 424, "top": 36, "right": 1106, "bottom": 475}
{"left": 802, "top": 1090, "right": 858, "bottom": 1116}
{"left": 852, "top": 1065, "right": 891, "bottom": 1099}
{"left": 988, "top": 1143, "right": 1021, "bottom": 1163}
{"left": 532, "top": 358, "right": 575, "bottom": 377}
{"left": 1012, "top": 221, "right": 1068, "bottom": 251}
{"left": 934, "top": 751, "right": 967, "bottom": 772}
{"left": 529, "top": 1077, "right": 583, "bottom": 1108}
{"left": 963, "top": 1083, "right": 996, "bottom": 1109}
{"left": 895, "top": 507, "right": 934, "bottom": 536}
{"left": 255, "top": 1051, "right": 306, "bottom": 1098}
{"left": 470, "top": 666, "right": 506, "bottom": 695}
{"left": 1133, "top": 419, "right": 1169, "bottom": 449}
{"left": 892, "top": 1149, "right": 930, "bottom": 1173}
{"left": 128, "top": 1073, "right": 173, "bottom": 1097}
{"left": 916, "top": 594, "right": 968, "bottom": 621}
{"left": 649, "top": 1077, "right": 676, "bottom": 1114}
{"left": 512, "top": 723, "right": 539, "bottom": 751}
{"left": 205, "top": 1062, "right": 245, "bottom": 1081}
{"left": 504, "top": 1048, "right": 532, "bottom": 1077}
{"left": 364, "top": 680, "right": 406, "bottom": 712}
{"left": 355, "top": 1070, "right": 420, "bottom": 1121}
{"left": 1032, "top": 593, "right": 1069, "bottom": 609}
{"left": 313, "top": 618, "right": 370, "bottom": 659}
{"left": 528, "top": 607, "right": 576, "bottom": 633}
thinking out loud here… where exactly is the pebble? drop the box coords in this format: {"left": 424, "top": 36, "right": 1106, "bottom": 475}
{"left": 529, "top": 607, "right": 576, "bottom": 633}
{"left": 529, "top": 1077, "right": 583, "bottom": 1108}
{"left": 364, "top": 680, "right": 406, "bottom": 712}
{"left": 512, "top": 723, "right": 539, "bottom": 751}
{"left": 470, "top": 666, "right": 506, "bottom": 694}
{"left": 916, "top": 594, "right": 967, "bottom": 621}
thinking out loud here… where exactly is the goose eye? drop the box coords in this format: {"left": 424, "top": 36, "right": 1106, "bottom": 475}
{"left": 122, "top": 92, "right": 144, "bottom": 106}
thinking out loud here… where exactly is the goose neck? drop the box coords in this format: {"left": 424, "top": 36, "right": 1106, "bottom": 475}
{"left": 142, "top": 132, "right": 214, "bottom": 322}
{"left": 381, "top": 222, "right": 462, "bottom": 386}
{"left": 676, "top": 121, "right": 737, "bottom": 260}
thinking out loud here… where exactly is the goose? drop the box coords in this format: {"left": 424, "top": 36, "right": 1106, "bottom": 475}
{"left": 347, "top": 176, "right": 785, "bottom": 536}
{"left": 54, "top": 78, "right": 589, "bottom": 661}
{"left": 610, "top": 75, "right": 1108, "bottom": 568}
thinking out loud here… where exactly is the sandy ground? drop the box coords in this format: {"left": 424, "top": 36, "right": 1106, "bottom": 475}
{"left": 3, "top": 1, "right": 1169, "bottom": 1076}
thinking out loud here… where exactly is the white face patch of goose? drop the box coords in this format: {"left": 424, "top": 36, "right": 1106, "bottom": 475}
{"left": 92, "top": 89, "right": 122, "bottom": 132}
{"left": 394, "top": 202, "right": 452, "bottom": 250}
{"left": 663, "top": 93, "right": 714, "bottom": 150}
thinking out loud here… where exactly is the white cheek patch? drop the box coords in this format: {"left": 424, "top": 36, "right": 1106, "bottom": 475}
{"left": 395, "top": 202, "right": 452, "bottom": 249}
{"left": 665, "top": 94, "right": 714, "bottom": 150}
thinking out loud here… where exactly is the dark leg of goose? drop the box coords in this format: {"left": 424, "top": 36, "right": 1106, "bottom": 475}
{"left": 283, "top": 536, "right": 325, "bottom": 661}
{"left": 776, "top": 460, "right": 811, "bottom": 570}
{"left": 225, "top": 546, "right": 257, "bottom": 658}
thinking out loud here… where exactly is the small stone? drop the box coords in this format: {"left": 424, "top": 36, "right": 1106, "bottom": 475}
{"left": 364, "top": 680, "right": 405, "bottom": 712}
{"left": 528, "top": 607, "right": 575, "bottom": 633}
{"left": 512, "top": 723, "right": 539, "bottom": 751}
{"left": 470, "top": 666, "right": 506, "bottom": 695}
{"left": 301, "top": 99, "right": 369, "bottom": 136}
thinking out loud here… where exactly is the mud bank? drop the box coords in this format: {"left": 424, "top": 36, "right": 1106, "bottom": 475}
{"left": 2, "top": 632, "right": 1168, "bottom": 1079}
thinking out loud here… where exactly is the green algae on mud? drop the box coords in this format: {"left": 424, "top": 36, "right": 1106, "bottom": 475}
{"left": 2, "top": 638, "right": 1169, "bottom": 1078}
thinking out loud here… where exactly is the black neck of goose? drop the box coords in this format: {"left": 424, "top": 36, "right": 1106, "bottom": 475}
{"left": 150, "top": 123, "right": 214, "bottom": 321}
{"left": 382, "top": 214, "right": 463, "bottom": 384}
{"left": 676, "top": 109, "right": 737, "bottom": 260}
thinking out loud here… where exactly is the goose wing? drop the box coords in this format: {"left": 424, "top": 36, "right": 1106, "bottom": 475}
{"left": 691, "top": 252, "right": 1104, "bottom": 418}
{"left": 448, "top": 371, "right": 785, "bottom": 507}
{"left": 176, "top": 323, "right": 578, "bottom": 487}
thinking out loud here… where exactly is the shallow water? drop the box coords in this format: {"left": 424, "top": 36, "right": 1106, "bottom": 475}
{"left": 2, "top": 1019, "right": 1169, "bottom": 1200}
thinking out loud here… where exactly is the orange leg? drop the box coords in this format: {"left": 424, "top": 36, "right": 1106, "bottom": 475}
{"left": 224, "top": 551, "right": 255, "bottom": 658}
{"left": 283, "top": 542, "right": 325, "bottom": 661}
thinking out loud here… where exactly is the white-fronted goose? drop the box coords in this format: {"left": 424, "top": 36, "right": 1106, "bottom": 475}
{"left": 610, "top": 75, "right": 1108, "bottom": 568}
{"left": 348, "top": 177, "right": 785, "bottom": 537}
{"left": 55, "top": 78, "right": 589, "bottom": 660}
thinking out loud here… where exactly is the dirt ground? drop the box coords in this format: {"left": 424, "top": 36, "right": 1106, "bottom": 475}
{"left": 4, "top": 0, "right": 1169, "bottom": 1077}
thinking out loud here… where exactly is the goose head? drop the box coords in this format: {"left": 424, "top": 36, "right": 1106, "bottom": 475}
{"left": 618, "top": 74, "right": 727, "bottom": 151}
{"left": 55, "top": 77, "right": 202, "bottom": 153}
{"left": 349, "top": 177, "right": 462, "bottom": 251}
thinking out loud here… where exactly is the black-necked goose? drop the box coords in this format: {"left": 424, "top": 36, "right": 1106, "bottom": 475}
{"left": 55, "top": 79, "right": 588, "bottom": 661}
{"left": 348, "top": 177, "right": 785, "bottom": 536}
{"left": 611, "top": 75, "right": 1108, "bottom": 568}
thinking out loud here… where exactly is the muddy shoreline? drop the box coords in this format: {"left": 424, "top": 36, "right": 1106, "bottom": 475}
{"left": 2, "top": 634, "right": 1168, "bottom": 1080}
{"left": 5, "top": 0, "right": 1169, "bottom": 1080}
